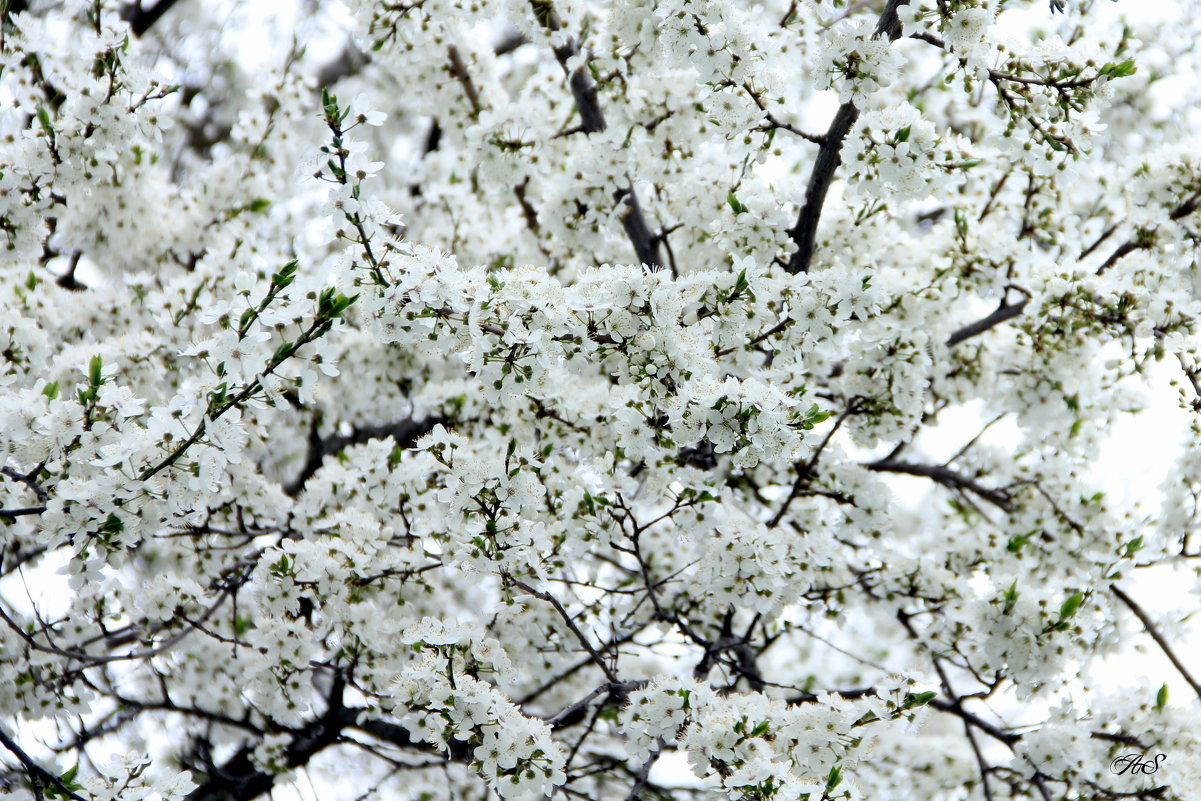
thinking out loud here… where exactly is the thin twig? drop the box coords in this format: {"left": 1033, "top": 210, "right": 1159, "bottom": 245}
{"left": 1111, "top": 584, "right": 1201, "bottom": 701}
{"left": 509, "top": 578, "right": 621, "bottom": 684}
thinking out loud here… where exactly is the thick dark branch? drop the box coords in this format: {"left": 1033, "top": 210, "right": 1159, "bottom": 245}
{"left": 533, "top": 0, "right": 662, "bottom": 269}
{"left": 785, "top": 0, "right": 908, "bottom": 274}
{"left": 2, "top": 464, "right": 48, "bottom": 502}
{"left": 0, "top": 727, "right": 90, "bottom": 801}
{"left": 0, "top": 506, "right": 46, "bottom": 519}
{"left": 1111, "top": 585, "right": 1201, "bottom": 701}
{"left": 1168, "top": 188, "right": 1201, "bottom": 221}
{"left": 316, "top": 43, "right": 369, "bottom": 90}
{"left": 185, "top": 705, "right": 359, "bottom": 801}
{"left": 785, "top": 101, "right": 860, "bottom": 274}
{"left": 284, "top": 416, "right": 443, "bottom": 497}
{"left": 350, "top": 714, "right": 474, "bottom": 760}
{"left": 184, "top": 699, "right": 484, "bottom": 801}
{"left": 946, "top": 299, "right": 1029, "bottom": 346}
{"left": 1095, "top": 238, "right": 1150, "bottom": 276}
{"left": 564, "top": 60, "right": 606, "bottom": 133}
{"left": 866, "top": 459, "right": 1012, "bottom": 512}
{"left": 121, "top": 0, "right": 184, "bottom": 37}
{"left": 619, "top": 186, "right": 662, "bottom": 270}
{"left": 447, "top": 46, "right": 482, "bottom": 116}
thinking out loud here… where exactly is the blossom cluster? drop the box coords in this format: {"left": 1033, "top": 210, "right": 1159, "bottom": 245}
{"left": 1, "top": 2, "right": 1200, "bottom": 801}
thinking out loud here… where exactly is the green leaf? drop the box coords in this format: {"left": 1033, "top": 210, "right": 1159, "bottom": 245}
{"left": 272, "top": 260, "right": 298, "bottom": 287}
{"left": 826, "top": 765, "right": 842, "bottom": 791}
{"left": 41, "top": 381, "right": 59, "bottom": 400}
{"left": 36, "top": 106, "right": 54, "bottom": 138}
{"left": 88, "top": 354, "right": 103, "bottom": 388}
{"left": 1007, "top": 530, "right": 1037, "bottom": 553}
{"left": 727, "top": 190, "right": 748, "bottom": 215}
{"left": 272, "top": 342, "right": 295, "bottom": 363}
{"left": 1099, "top": 59, "right": 1137, "bottom": 78}
{"left": 44, "top": 764, "right": 82, "bottom": 800}
{"left": 1003, "top": 579, "right": 1020, "bottom": 613}
{"left": 1058, "top": 591, "right": 1085, "bottom": 620}
{"left": 1155, "top": 682, "right": 1168, "bottom": 711}
{"left": 246, "top": 197, "right": 271, "bottom": 213}
{"left": 734, "top": 268, "right": 749, "bottom": 294}
{"left": 796, "top": 403, "right": 832, "bottom": 430}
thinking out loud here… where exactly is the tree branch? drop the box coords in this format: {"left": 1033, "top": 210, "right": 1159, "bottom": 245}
{"left": 121, "top": 0, "right": 184, "bottom": 37}
{"left": 508, "top": 577, "right": 621, "bottom": 685}
{"left": 1111, "top": 584, "right": 1201, "bottom": 702}
{"left": 532, "top": 0, "right": 663, "bottom": 269}
{"left": 0, "top": 727, "right": 90, "bottom": 801}
{"left": 946, "top": 299, "right": 1029, "bottom": 347}
{"left": 866, "top": 459, "right": 1012, "bottom": 512}
{"left": 785, "top": 0, "right": 909, "bottom": 274}
{"left": 284, "top": 416, "right": 443, "bottom": 497}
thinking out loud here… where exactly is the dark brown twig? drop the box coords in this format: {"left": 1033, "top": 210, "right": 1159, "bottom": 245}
{"left": 1111, "top": 584, "right": 1201, "bottom": 701}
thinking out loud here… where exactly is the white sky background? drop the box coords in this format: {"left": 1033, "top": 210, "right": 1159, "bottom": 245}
{"left": 7, "top": 0, "right": 1201, "bottom": 795}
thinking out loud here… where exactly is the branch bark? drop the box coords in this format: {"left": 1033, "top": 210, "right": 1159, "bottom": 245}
{"left": 946, "top": 299, "right": 1029, "bottom": 347}
{"left": 1111, "top": 584, "right": 1201, "bottom": 702}
{"left": 785, "top": 0, "right": 909, "bottom": 274}
{"left": 284, "top": 416, "right": 443, "bottom": 497}
{"left": 533, "top": 0, "right": 663, "bottom": 269}
{"left": 866, "top": 459, "right": 1013, "bottom": 512}
{"left": 121, "top": 0, "right": 184, "bottom": 37}
{"left": 0, "top": 727, "right": 90, "bottom": 801}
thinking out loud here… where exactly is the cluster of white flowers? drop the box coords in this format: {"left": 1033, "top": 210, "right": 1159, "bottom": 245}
{"left": 391, "top": 659, "right": 566, "bottom": 801}
{"left": 811, "top": 19, "right": 903, "bottom": 108}
{"left": 2, "top": 1, "right": 1198, "bottom": 801}
{"left": 844, "top": 103, "right": 973, "bottom": 202}
{"left": 899, "top": 2, "right": 995, "bottom": 74}
{"left": 75, "top": 753, "right": 197, "bottom": 801}
{"left": 687, "top": 505, "right": 802, "bottom": 615}
{"left": 623, "top": 676, "right": 926, "bottom": 800}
